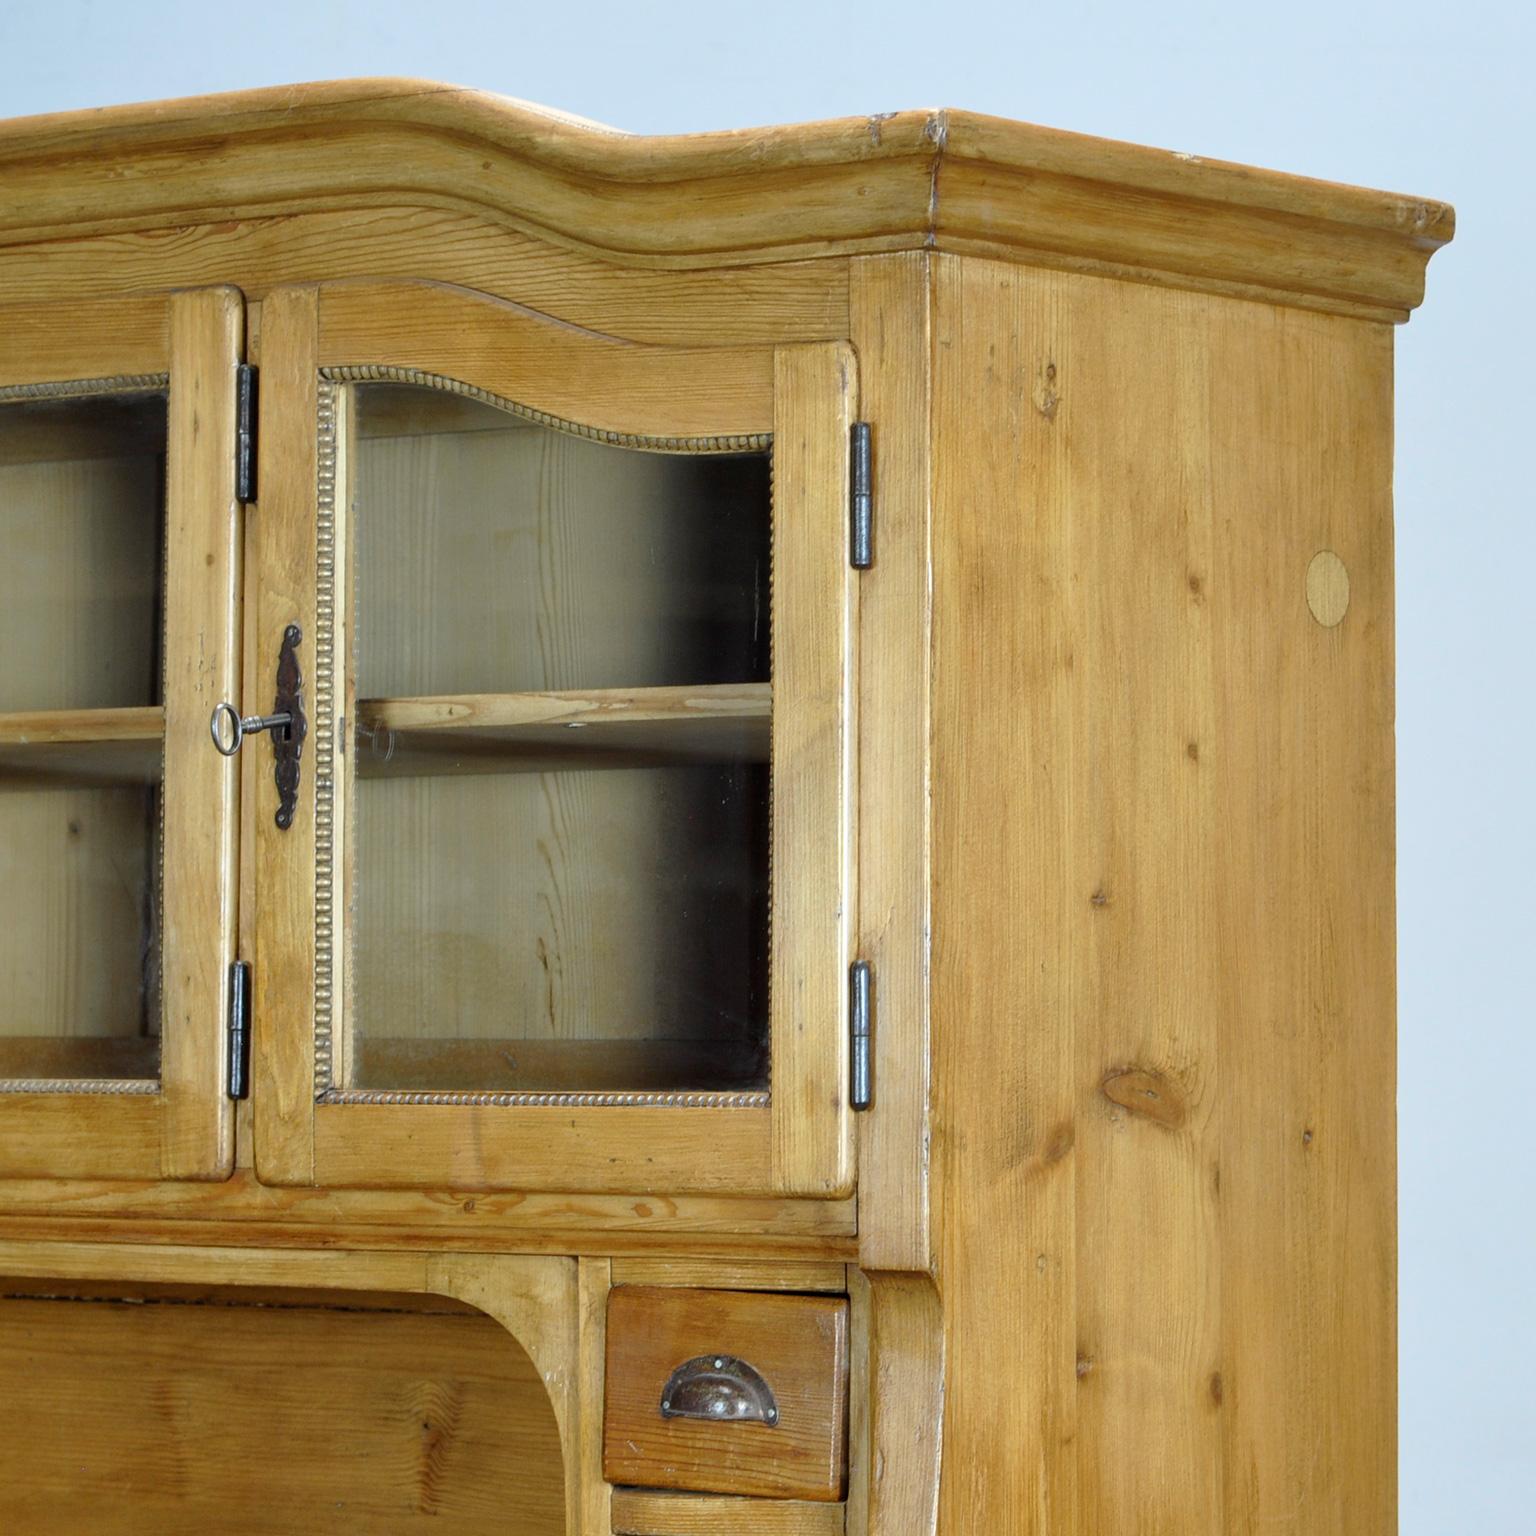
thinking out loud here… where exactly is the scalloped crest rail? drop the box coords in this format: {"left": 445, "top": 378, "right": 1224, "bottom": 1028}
{"left": 0, "top": 79, "right": 1450, "bottom": 320}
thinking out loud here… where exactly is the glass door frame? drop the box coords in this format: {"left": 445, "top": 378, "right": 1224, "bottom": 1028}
{"left": 251, "top": 279, "right": 857, "bottom": 1198}
{"left": 0, "top": 287, "right": 244, "bottom": 1181}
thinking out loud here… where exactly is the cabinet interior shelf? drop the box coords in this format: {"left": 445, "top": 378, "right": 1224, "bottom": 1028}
{"left": 0, "top": 707, "right": 164, "bottom": 788}
{"left": 0, "top": 1036, "right": 158, "bottom": 1081}
{"left": 352, "top": 683, "right": 771, "bottom": 778}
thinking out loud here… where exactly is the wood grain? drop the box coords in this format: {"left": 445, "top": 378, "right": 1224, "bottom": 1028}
{"left": 0, "top": 1240, "right": 589, "bottom": 1533}
{"left": 158, "top": 286, "right": 243, "bottom": 1180}
{"left": 359, "top": 687, "right": 770, "bottom": 734}
{"left": 611, "top": 1259, "right": 847, "bottom": 1293}
{"left": 249, "top": 286, "right": 321, "bottom": 1186}
{"left": 0, "top": 1093, "right": 162, "bottom": 1177}
{"left": 612, "top": 1490, "right": 845, "bottom": 1535}
{"left": 0, "top": 293, "right": 168, "bottom": 386}
{"left": 0, "top": 209, "right": 849, "bottom": 345}
{"left": 1209, "top": 293, "right": 1397, "bottom": 1536}
{"left": 295, "top": 301, "right": 853, "bottom": 1200}
{"left": 313, "top": 1102, "right": 777, "bottom": 1194}
{"left": 929, "top": 253, "right": 1398, "bottom": 1533}
{"left": 605, "top": 1287, "right": 849, "bottom": 1501}
{"left": 0, "top": 1292, "right": 565, "bottom": 1535}
{"left": 0, "top": 1235, "right": 432, "bottom": 1293}
{"left": 769, "top": 345, "right": 857, "bottom": 1198}
{"left": 341, "top": 380, "right": 772, "bottom": 1089}
{"left": 0, "top": 383, "right": 165, "bottom": 1064}
{"left": 421, "top": 1250, "right": 581, "bottom": 1462}
{"left": 848, "top": 253, "right": 934, "bottom": 1271}
{"left": 845, "top": 1270, "right": 943, "bottom": 1536}
{"left": 0, "top": 399, "right": 164, "bottom": 713}
{"left": 0, "top": 1167, "right": 858, "bottom": 1249}
{"left": 0, "top": 706, "right": 162, "bottom": 746}
{"left": 0, "top": 288, "right": 241, "bottom": 1180}
{"left": 578, "top": 1257, "right": 614, "bottom": 1536}
{"left": 0, "top": 82, "right": 1451, "bottom": 318}
{"left": 0, "top": 784, "right": 158, "bottom": 1044}
{"left": 319, "top": 280, "right": 775, "bottom": 441}
{"left": 348, "top": 760, "right": 768, "bottom": 1073}
{"left": 355, "top": 686, "right": 770, "bottom": 775}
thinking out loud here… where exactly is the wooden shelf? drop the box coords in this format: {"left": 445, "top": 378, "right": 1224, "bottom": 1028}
{"left": 0, "top": 707, "right": 163, "bottom": 788}
{"left": 353, "top": 684, "right": 770, "bottom": 779}
{"left": 0, "top": 1036, "right": 158, "bottom": 1082}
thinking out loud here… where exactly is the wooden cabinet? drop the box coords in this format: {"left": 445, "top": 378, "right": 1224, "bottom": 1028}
{"left": 0, "top": 82, "right": 1450, "bottom": 1535}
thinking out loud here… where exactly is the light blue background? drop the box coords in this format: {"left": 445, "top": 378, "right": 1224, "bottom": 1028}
{"left": 1, "top": 3, "right": 1529, "bottom": 1528}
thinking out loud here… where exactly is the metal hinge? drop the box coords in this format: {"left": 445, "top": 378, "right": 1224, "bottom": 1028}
{"left": 235, "top": 364, "right": 258, "bottom": 503}
{"left": 850, "top": 421, "right": 873, "bottom": 569}
{"left": 226, "top": 960, "right": 252, "bottom": 1100}
{"left": 849, "top": 959, "right": 873, "bottom": 1111}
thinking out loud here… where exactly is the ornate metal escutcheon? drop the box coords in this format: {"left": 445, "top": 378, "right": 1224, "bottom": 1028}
{"left": 659, "top": 1355, "right": 779, "bottom": 1426}
{"left": 270, "top": 624, "right": 306, "bottom": 829}
{"left": 209, "top": 623, "right": 307, "bottom": 830}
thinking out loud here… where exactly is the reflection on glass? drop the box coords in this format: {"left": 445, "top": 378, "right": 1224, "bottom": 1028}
{"left": 0, "top": 389, "right": 168, "bottom": 1082}
{"left": 352, "top": 388, "right": 769, "bottom": 695}
{"left": 0, "top": 785, "right": 163, "bottom": 1079}
{"left": 342, "top": 383, "right": 772, "bottom": 1096}
{"left": 0, "top": 392, "right": 165, "bottom": 712}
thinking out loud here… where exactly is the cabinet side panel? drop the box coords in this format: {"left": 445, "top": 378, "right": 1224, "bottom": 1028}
{"left": 930, "top": 256, "right": 1081, "bottom": 1533}
{"left": 930, "top": 254, "right": 1395, "bottom": 1534}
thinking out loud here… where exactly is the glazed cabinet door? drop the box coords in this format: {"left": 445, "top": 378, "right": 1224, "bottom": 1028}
{"left": 0, "top": 289, "right": 244, "bottom": 1180}
{"left": 252, "top": 281, "right": 856, "bottom": 1197}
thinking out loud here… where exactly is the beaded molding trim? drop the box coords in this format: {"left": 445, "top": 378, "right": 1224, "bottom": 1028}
{"left": 0, "top": 374, "right": 168, "bottom": 405}
{"left": 312, "top": 378, "right": 341, "bottom": 1097}
{"left": 311, "top": 368, "right": 773, "bottom": 1109}
{"left": 0, "top": 375, "right": 170, "bottom": 1099}
{"left": 0, "top": 1077, "right": 159, "bottom": 1097}
{"left": 318, "top": 1088, "right": 770, "bottom": 1108}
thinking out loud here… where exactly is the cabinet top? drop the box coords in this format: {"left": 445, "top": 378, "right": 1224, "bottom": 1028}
{"left": 0, "top": 79, "right": 1452, "bottom": 322}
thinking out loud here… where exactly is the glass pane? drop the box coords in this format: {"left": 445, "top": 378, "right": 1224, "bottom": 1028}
{"left": 0, "top": 388, "right": 167, "bottom": 1083}
{"left": 352, "top": 388, "right": 768, "bottom": 694}
{"left": 351, "top": 765, "right": 769, "bottom": 1093}
{"left": 0, "top": 392, "right": 166, "bottom": 712}
{"left": 338, "top": 382, "right": 771, "bottom": 1097}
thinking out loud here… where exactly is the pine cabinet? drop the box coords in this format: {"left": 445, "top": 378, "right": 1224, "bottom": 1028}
{"left": 0, "top": 82, "right": 1449, "bottom": 1536}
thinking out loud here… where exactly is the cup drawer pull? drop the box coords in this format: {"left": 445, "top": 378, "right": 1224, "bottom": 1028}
{"left": 659, "top": 1354, "right": 779, "bottom": 1426}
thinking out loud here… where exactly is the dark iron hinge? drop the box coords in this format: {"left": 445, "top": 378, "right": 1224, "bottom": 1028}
{"left": 226, "top": 960, "right": 252, "bottom": 1101}
{"left": 235, "top": 363, "right": 259, "bottom": 504}
{"left": 849, "top": 959, "right": 873, "bottom": 1111}
{"left": 850, "top": 421, "right": 873, "bottom": 569}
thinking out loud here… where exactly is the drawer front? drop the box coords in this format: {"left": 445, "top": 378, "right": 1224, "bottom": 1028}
{"left": 604, "top": 1287, "right": 849, "bottom": 1501}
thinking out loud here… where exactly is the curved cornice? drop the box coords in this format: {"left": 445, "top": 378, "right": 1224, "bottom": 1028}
{"left": 0, "top": 79, "right": 1453, "bottom": 321}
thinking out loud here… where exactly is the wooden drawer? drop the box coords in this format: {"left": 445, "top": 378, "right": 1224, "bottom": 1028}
{"left": 603, "top": 1287, "right": 849, "bottom": 1501}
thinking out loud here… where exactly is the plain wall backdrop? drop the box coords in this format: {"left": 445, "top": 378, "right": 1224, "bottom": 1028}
{"left": 1, "top": 2, "right": 1529, "bottom": 1528}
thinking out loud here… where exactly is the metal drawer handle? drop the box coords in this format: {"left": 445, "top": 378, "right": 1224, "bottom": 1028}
{"left": 659, "top": 1355, "right": 778, "bottom": 1427}
{"left": 209, "top": 624, "right": 307, "bottom": 830}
